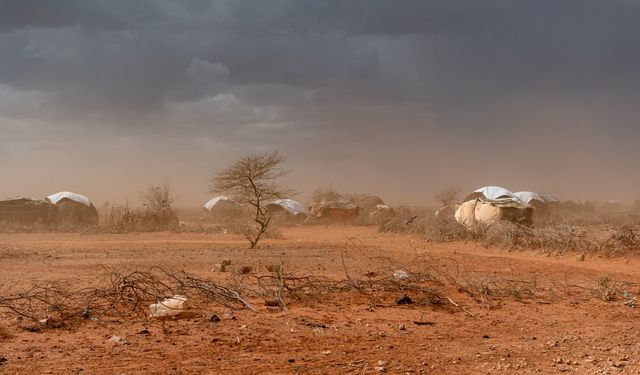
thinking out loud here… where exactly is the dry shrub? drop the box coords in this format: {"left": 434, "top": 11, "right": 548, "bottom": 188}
{"left": 0, "top": 325, "right": 13, "bottom": 340}
{"left": 600, "top": 223, "right": 640, "bottom": 256}
{"left": 380, "top": 205, "right": 640, "bottom": 256}
{"left": 0, "top": 269, "right": 255, "bottom": 327}
{"left": 99, "top": 206, "right": 178, "bottom": 233}
{"left": 457, "top": 276, "right": 538, "bottom": 304}
{"left": 95, "top": 185, "right": 179, "bottom": 233}
{"left": 479, "top": 222, "right": 602, "bottom": 254}
{"left": 138, "top": 184, "right": 179, "bottom": 230}
{"left": 3, "top": 243, "right": 636, "bottom": 329}
{"left": 380, "top": 208, "right": 482, "bottom": 242}
{"left": 311, "top": 184, "right": 343, "bottom": 205}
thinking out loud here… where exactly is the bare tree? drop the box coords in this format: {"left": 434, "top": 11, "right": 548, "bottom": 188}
{"left": 211, "top": 150, "right": 291, "bottom": 249}
{"left": 139, "top": 183, "right": 179, "bottom": 229}
{"left": 435, "top": 185, "right": 461, "bottom": 207}
{"left": 140, "top": 183, "right": 175, "bottom": 213}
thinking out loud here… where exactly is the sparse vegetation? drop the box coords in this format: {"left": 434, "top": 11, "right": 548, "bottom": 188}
{"left": 434, "top": 185, "right": 461, "bottom": 207}
{"left": 311, "top": 184, "right": 343, "bottom": 205}
{"left": 380, "top": 204, "right": 640, "bottom": 256}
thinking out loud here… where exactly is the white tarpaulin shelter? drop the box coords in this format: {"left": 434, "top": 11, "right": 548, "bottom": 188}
{"left": 513, "top": 191, "right": 544, "bottom": 204}
{"left": 267, "top": 199, "right": 306, "bottom": 215}
{"left": 473, "top": 186, "right": 520, "bottom": 202}
{"left": 513, "top": 191, "right": 558, "bottom": 204}
{"left": 203, "top": 196, "right": 234, "bottom": 211}
{"left": 539, "top": 193, "right": 559, "bottom": 203}
{"left": 46, "top": 191, "right": 91, "bottom": 207}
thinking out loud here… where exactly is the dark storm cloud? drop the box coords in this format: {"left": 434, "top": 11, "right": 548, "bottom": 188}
{"left": 2, "top": 0, "right": 640, "bottom": 203}
{"left": 1, "top": 0, "right": 639, "bottom": 125}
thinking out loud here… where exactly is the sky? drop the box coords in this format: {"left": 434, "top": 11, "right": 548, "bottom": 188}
{"left": 1, "top": 0, "right": 640, "bottom": 207}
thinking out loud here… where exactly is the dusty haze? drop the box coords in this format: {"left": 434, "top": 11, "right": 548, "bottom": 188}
{"left": 1, "top": 1, "right": 639, "bottom": 207}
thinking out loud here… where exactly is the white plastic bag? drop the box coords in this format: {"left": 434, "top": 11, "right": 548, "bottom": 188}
{"left": 149, "top": 295, "right": 187, "bottom": 317}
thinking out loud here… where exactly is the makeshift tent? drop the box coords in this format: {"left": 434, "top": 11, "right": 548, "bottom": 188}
{"left": 46, "top": 191, "right": 98, "bottom": 225}
{"left": 47, "top": 191, "right": 92, "bottom": 207}
{"left": 265, "top": 199, "right": 307, "bottom": 222}
{"left": 456, "top": 186, "right": 532, "bottom": 227}
{"left": 513, "top": 191, "right": 544, "bottom": 204}
{"left": 463, "top": 186, "right": 521, "bottom": 203}
{"left": 539, "top": 193, "right": 559, "bottom": 203}
{"left": 513, "top": 191, "right": 561, "bottom": 204}
{"left": 310, "top": 201, "right": 360, "bottom": 221}
{"left": 0, "top": 197, "right": 58, "bottom": 226}
{"left": 204, "top": 196, "right": 233, "bottom": 210}
{"left": 368, "top": 204, "right": 395, "bottom": 223}
{"left": 513, "top": 191, "right": 559, "bottom": 215}
{"left": 350, "top": 195, "right": 385, "bottom": 213}
{"left": 202, "top": 196, "right": 242, "bottom": 219}
{"left": 455, "top": 198, "right": 532, "bottom": 227}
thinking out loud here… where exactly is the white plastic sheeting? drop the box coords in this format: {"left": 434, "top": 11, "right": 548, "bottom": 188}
{"left": 46, "top": 191, "right": 91, "bottom": 207}
{"left": 513, "top": 191, "right": 544, "bottom": 204}
{"left": 149, "top": 295, "right": 187, "bottom": 318}
{"left": 268, "top": 199, "right": 306, "bottom": 215}
{"left": 513, "top": 191, "right": 558, "bottom": 204}
{"left": 203, "top": 196, "right": 234, "bottom": 211}
{"left": 474, "top": 186, "right": 520, "bottom": 202}
{"left": 539, "top": 193, "right": 559, "bottom": 203}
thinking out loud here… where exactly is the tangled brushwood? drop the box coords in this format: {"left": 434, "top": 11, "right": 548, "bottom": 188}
{"left": 2, "top": 239, "right": 636, "bottom": 329}
{"left": 0, "top": 264, "right": 455, "bottom": 328}
{"left": 0, "top": 269, "right": 254, "bottom": 327}
{"left": 381, "top": 212, "right": 640, "bottom": 256}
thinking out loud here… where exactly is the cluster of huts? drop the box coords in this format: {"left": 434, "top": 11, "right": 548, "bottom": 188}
{"left": 1, "top": 185, "right": 558, "bottom": 229}
{"left": 202, "top": 194, "right": 394, "bottom": 223}
{"left": 453, "top": 186, "right": 558, "bottom": 227}
{"left": 0, "top": 192, "right": 98, "bottom": 226}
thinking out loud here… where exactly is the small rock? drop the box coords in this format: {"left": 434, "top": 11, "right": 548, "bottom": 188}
{"left": 209, "top": 313, "right": 221, "bottom": 322}
{"left": 393, "top": 270, "right": 410, "bottom": 280}
{"left": 396, "top": 296, "right": 412, "bottom": 305}
{"left": 375, "top": 360, "right": 387, "bottom": 372}
{"left": 322, "top": 350, "right": 332, "bottom": 355}
{"left": 399, "top": 324, "right": 406, "bottom": 331}
{"left": 108, "top": 335, "right": 127, "bottom": 345}
{"left": 223, "top": 312, "right": 236, "bottom": 320}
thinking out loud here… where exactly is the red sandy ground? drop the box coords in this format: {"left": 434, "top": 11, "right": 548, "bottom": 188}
{"left": 1, "top": 225, "right": 640, "bottom": 374}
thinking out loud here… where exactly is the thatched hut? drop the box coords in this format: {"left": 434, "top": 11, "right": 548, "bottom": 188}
{"left": 0, "top": 197, "right": 58, "bottom": 226}
{"left": 46, "top": 191, "right": 99, "bottom": 226}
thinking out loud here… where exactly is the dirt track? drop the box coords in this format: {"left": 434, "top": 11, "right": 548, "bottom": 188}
{"left": 1, "top": 226, "right": 640, "bottom": 374}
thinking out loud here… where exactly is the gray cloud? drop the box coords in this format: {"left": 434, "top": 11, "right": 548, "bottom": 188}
{"left": 1, "top": 0, "right": 640, "bottom": 204}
